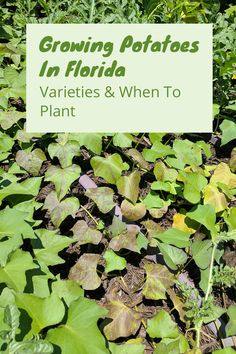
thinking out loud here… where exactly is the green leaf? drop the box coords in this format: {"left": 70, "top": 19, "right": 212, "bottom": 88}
{"left": 109, "top": 216, "right": 126, "bottom": 237}
{"left": 154, "top": 228, "right": 190, "bottom": 248}
{"left": 69, "top": 253, "right": 101, "bottom": 290}
{"left": 158, "top": 243, "right": 187, "bottom": 270}
{"left": 226, "top": 305, "right": 236, "bottom": 337}
{"left": 0, "top": 131, "right": 14, "bottom": 153}
{"left": 0, "top": 208, "right": 35, "bottom": 239}
{"left": 9, "top": 339, "right": 54, "bottom": 353}
{"left": 51, "top": 277, "right": 84, "bottom": 307}
{"left": 91, "top": 153, "right": 129, "bottom": 184}
{"left": 203, "top": 305, "right": 225, "bottom": 324}
{"left": 225, "top": 207, "right": 236, "bottom": 231}
{"left": 43, "top": 191, "right": 80, "bottom": 228}
{"left": 0, "top": 234, "right": 22, "bottom": 266}
{"left": 147, "top": 309, "right": 179, "bottom": 339}
{"left": 117, "top": 171, "right": 140, "bottom": 204}
{"left": 47, "top": 298, "right": 109, "bottom": 354}
{"left": 0, "top": 177, "right": 42, "bottom": 206}
{"left": 173, "top": 139, "right": 202, "bottom": 166}
{"left": 143, "top": 192, "right": 166, "bottom": 209}
{"left": 151, "top": 180, "right": 178, "bottom": 195}
{"left": 0, "top": 249, "right": 38, "bottom": 291}
{"left": 16, "top": 149, "right": 46, "bottom": 176}
{"left": 15, "top": 292, "right": 65, "bottom": 337}
{"left": 85, "top": 187, "right": 116, "bottom": 213}
{"left": 142, "top": 141, "right": 174, "bottom": 162}
{"left": 70, "top": 133, "right": 103, "bottom": 154}
{"left": 109, "top": 341, "right": 145, "bottom": 354}
{"left": 104, "top": 299, "right": 141, "bottom": 340}
{"left": 220, "top": 119, "right": 236, "bottom": 146}
{"left": 178, "top": 171, "right": 208, "bottom": 204}
{"left": 186, "top": 204, "right": 217, "bottom": 235}
{"left": 143, "top": 263, "right": 175, "bottom": 300}
{"left": 213, "top": 103, "right": 220, "bottom": 118}
{"left": 4, "top": 304, "right": 20, "bottom": 339}
{"left": 192, "top": 240, "right": 213, "bottom": 269}
{"left": 113, "top": 133, "right": 134, "bottom": 148}
{"left": 45, "top": 164, "right": 81, "bottom": 200}
{"left": 71, "top": 220, "right": 102, "bottom": 245}
{"left": 34, "top": 229, "right": 73, "bottom": 266}
{"left": 104, "top": 249, "right": 126, "bottom": 273}
{"left": 153, "top": 335, "right": 189, "bottom": 354}
{"left": 213, "top": 348, "right": 236, "bottom": 354}
{"left": 0, "top": 110, "right": 25, "bottom": 130}
{"left": 48, "top": 139, "right": 80, "bottom": 168}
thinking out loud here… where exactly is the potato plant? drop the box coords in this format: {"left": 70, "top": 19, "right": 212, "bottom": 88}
{"left": 0, "top": 1, "right": 236, "bottom": 354}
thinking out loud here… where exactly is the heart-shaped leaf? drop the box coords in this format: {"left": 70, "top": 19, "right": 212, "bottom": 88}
{"left": 43, "top": 192, "right": 80, "bottom": 228}
{"left": 45, "top": 164, "right": 81, "bottom": 200}
{"left": 121, "top": 199, "right": 146, "bottom": 221}
{"left": 69, "top": 254, "right": 101, "bottom": 290}
{"left": 85, "top": 187, "right": 116, "bottom": 213}
{"left": 91, "top": 153, "right": 129, "bottom": 184}
{"left": 71, "top": 220, "right": 102, "bottom": 245}
{"left": 143, "top": 263, "right": 175, "bottom": 300}
{"left": 104, "top": 299, "right": 141, "bottom": 340}
{"left": 47, "top": 298, "right": 109, "bottom": 354}
{"left": 104, "top": 249, "right": 126, "bottom": 273}
{"left": 116, "top": 171, "right": 140, "bottom": 204}
{"left": 16, "top": 149, "right": 46, "bottom": 176}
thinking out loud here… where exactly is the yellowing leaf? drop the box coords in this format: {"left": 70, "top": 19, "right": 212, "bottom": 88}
{"left": 154, "top": 161, "right": 177, "bottom": 182}
{"left": 210, "top": 163, "right": 236, "bottom": 189}
{"left": 203, "top": 184, "right": 228, "bottom": 212}
{"left": 173, "top": 213, "right": 195, "bottom": 234}
{"left": 143, "top": 263, "right": 175, "bottom": 300}
{"left": 117, "top": 171, "right": 140, "bottom": 204}
{"left": 121, "top": 199, "right": 146, "bottom": 221}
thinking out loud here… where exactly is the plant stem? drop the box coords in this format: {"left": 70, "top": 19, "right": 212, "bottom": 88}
{"left": 195, "top": 242, "right": 218, "bottom": 349}
{"left": 205, "top": 242, "right": 217, "bottom": 302}
{"left": 80, "top": 204, "right": 98, "bottom": 225}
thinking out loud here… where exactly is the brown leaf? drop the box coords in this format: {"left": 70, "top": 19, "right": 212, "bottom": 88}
{"left": 85, "top": 187, "right": 116, "bottom": 213}
{"left": 68, "top": 254, "right": 101, "bottom": 290}
{"left": 16, "top": 148, "right": 46, "bottom": 176}
{"left": 127, "top": 148, "right": 150, "bottom": 170}
{"left": 167, "top": 288, "right": 186, "bottom": 323}
{"left": 121, "top": 200, "right": 146, "bottom": 221}
{"left": 71, "top": 220, "right": 102, "bottom": 245}
{"left": 109, "top": 225, "right": 140, "bottom": 253}
{"left": 104, "top": 299, "right": 141, "bottom": 340}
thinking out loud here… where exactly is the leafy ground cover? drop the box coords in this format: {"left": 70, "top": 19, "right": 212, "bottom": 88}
{"left": 0, "top": 0, "right": 236, "bottom": 353}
